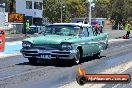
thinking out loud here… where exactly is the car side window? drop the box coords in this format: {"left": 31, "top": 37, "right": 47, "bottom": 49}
{"left": 60, "top": 28, "right": 70, "bottom": 35}
{"left": 82, "top": 27, "right": 89, "bottom": 37}
{"left": 88, "top": 27, "right": 94, "bottom": 36}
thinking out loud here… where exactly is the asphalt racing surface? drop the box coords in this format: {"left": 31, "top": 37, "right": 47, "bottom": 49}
{"left": 0, "top": 34, "right": 132, "bottom": 88}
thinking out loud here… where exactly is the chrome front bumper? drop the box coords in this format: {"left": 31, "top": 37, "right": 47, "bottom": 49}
{"left": 20, "top": 49, "right": 77, "bottom": 60}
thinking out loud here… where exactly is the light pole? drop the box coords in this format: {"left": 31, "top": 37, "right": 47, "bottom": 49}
{"left": 61, "top": 0, "right": 62, "bottom": 23}
{"left": 60, "top": 0, "right": 65, "bottom": 23}
{"left": 89, "top": 0, "right": 92, "bottom": 25}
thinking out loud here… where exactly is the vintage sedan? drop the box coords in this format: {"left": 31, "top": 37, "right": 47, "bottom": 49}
{"left": 21, "top": 23, "right": 108, "bottom": 65}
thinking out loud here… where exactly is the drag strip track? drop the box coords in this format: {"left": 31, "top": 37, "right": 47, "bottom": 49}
{"left": 0, "top": 39, "right": 132, "bottom": 88}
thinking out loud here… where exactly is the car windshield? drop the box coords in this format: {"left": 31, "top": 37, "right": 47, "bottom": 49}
{"left": 42, "top": 25, "right": 81, "bottom": 36}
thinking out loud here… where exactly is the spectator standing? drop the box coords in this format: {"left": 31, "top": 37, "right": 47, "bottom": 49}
{"left": 25, "top": 20, "right": 30, "bottom": 37}
{"left": 83, "top": 18, "right": 88, "bottom": 24}
{"left": 125, "top": 21, "right": 131, "bottom": 38}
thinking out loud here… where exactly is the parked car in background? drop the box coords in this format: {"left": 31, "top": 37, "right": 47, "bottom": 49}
{"left": 21, "top": 23, "right": 108, "bottom": 65}
{"left": 27, "top": 25, "right": 47, "bottom": 34}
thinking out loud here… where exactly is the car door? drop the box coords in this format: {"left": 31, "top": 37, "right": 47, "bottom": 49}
{"left": 79, "top": 27, "right": 93, "bottom": 56}
{"left": 87, "top": 27, "right": 100, "bottom": 54}
{"left": 97, "top": 33, "right": 108, "bottom": 50}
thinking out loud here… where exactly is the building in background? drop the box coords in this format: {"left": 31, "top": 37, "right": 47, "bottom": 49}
{"left": 16, "top": 0, "right": 43, "bottom": 25}
{"left": 0, "top": 0, "right": 43, "bottom": 34}
{"left": 1, "top": 0, "right": 43, "bottom": 25}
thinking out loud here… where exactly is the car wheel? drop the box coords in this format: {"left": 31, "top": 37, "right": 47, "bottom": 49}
{"left": 73, "top": 49, "right": 81, "bottom": 64}
{"left": 28, "top": 58, "right": 38, "bottom": 65}
{"left": 93, "top": 52, "right": 101, "bottom": 59}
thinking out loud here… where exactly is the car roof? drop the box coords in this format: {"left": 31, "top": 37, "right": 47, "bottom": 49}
{"left": 48, "top": 23, "right": 92, "bottom": 27}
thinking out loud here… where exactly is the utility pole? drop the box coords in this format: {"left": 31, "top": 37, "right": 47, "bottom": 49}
{"left": 89, "top": 0, "right": 92, "bottom": 25}
{"left": 60, "top": 0, "right": 62, "bottom": 23}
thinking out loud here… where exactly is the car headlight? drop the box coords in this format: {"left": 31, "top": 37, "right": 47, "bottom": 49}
{"left": 22, "top": 42, "right": 32, "bottom": 48}
{"left": 62, "top": 44, "right": 72, "bottom": 50}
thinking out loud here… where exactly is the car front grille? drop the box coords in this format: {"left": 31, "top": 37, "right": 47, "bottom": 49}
{"left": 21, "top": 49, "right": 71, "bottom": 59}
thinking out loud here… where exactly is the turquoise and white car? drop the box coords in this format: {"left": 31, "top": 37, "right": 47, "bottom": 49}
{"left": 21, "top": 23, "right": 108, "bottom": 65}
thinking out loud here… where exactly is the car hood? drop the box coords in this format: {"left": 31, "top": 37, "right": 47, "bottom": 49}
{"left": 23, "top": 35, "right": 76, "bottom": 44}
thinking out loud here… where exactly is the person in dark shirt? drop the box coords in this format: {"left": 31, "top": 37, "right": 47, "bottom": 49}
{"left": 83, "top": 18, "right": 88, "bottom": 24}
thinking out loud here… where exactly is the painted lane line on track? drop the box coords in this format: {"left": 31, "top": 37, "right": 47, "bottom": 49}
{"left": 5, "top": 41, "right": 22, "bottom": 45}
{"left": 108, "top": 39, "right": 129, "bottom": 44}
{"left": 0, "top": 53, "right": 21, "bottom": 59}
{"left": 112, "top": 84, "right": 121, "bottom": 88}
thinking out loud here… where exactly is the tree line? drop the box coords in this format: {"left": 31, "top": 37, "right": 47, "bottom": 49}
{"left": 5, "top": 0, "right": 132, "bottom": 24}
{"left": 43, "top": 0, "right": 88, "bottom": 23}
{"left": 93, "top": 0, "right": 132, "bottom": 29}
{"left": 43, "top": 0, "right": 132, "bottom": 24}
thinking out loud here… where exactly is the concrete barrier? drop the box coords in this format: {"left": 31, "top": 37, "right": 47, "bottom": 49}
{"left": 0, "top": 29, "right": 5, "bottom": 52}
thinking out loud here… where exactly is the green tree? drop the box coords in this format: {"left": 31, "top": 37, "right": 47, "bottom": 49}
{"left": 6, "top": 0, "right": 16, "bottom": 13}
{"left": 93, "top": 0, "right": 109, "bottom": 18}
{"left": 93, "top": 0, "right": 132, "bottom": 29}
{"left": 109, "top": 0, "right": 132, "bottom": 29}
{"left": 43, "top": 0, "right": 61, "bottom": 23}
{"left": 43, "top": 0, "right": 132, "bottom": 23}
{"left": 123, "top": 0, "right": 132, "bottom": 20}
{"left": 43, "top": 0, "right": 88, "bottom": 23}
{"left": 108, "top": 0, "right": 132, "bottom": 21}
